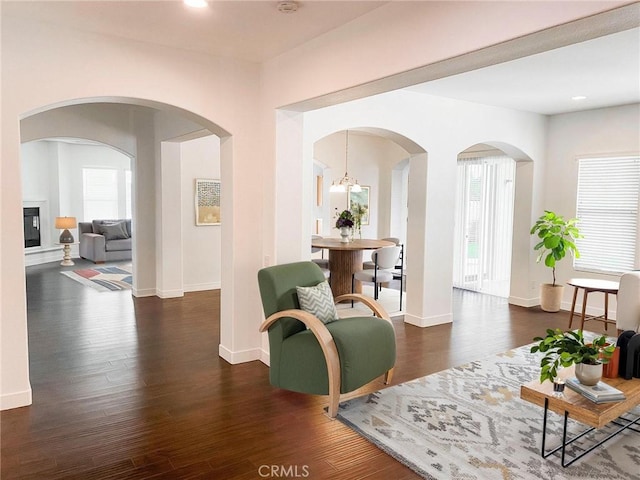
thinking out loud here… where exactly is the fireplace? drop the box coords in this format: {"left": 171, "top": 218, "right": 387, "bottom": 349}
{"left": 24, "top": 207, "right": 41, "bottom": 248}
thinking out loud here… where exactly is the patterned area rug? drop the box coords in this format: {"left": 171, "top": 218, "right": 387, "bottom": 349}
{"left": 61, "top": 265, "right": 132, "bottom": 292}
{"left": 337, "top": 343, "right": 640, "bottom": 480}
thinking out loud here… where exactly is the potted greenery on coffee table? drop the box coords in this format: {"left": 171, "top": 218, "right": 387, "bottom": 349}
{"left": 530, "top": 210, "right": 582, "bottom": 312}
{"left": 531, "top": 329, "right": 615, "bottom": 385}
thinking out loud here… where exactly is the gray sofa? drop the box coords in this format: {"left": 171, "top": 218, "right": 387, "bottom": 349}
{"left": 79, "top": 219, "right": 132, "bottom": 264}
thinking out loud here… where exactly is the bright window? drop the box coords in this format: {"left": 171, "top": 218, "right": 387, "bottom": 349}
{"left": 575, "top": 156, "right": 640, "bottom": 274}
{"left": 453, "top": 155, "right": 515, "bottom": 298}
{"left": 83, "top": 168, "right": 118, "bottom": 221}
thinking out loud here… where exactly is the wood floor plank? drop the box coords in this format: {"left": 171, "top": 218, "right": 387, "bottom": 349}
{"left": 1, "top": 260, "right": 602, "bottom": 479}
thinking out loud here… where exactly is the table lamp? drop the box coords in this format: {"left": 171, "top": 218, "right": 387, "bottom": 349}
{"left": 55, "top": 216, "right": 77, "bottom": 244}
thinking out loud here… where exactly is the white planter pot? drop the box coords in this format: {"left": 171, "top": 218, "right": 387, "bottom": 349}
{"left": 575, "top": 362, "right": 603, "bottom": 386}
{"left": 339, "top": 227, "right": 351, "bottom": 243}
{"left": 540, "top": 283, "right": 564, "bottom": 312}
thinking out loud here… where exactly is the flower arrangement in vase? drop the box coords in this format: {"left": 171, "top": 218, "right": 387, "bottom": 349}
{"left": 335, "top": 210, "right": 354, "bottom": 243}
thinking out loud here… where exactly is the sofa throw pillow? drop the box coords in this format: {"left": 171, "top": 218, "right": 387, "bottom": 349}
{"left": 296, "top": 281, "right": 339, "bottom": 324}
{"left": 98, "top": 222, "right": 129, "bottom": 241}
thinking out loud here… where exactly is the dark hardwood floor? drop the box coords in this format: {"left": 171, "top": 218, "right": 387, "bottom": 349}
{"left": 2, "top": 261, "right": 610, "bottom": 479}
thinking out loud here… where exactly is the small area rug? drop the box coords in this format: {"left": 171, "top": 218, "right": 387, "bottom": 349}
{"left": 61, "top": 265, "right": 132, "bottom": 292}
{"left": 337, "top": 342, "right": 639, "bottom": 480}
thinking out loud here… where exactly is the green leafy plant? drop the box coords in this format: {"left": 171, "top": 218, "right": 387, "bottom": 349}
{"left": 350, "top": 203, "right": 367, "bottom": 238}
{"left": 530, "top": 329, "right": 615, "bottom": 383}
{"left": 530, "top": 210, "right": 581, "bottom": 286}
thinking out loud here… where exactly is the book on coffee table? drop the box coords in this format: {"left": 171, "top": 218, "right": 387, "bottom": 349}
{"left": 565, "top": 377, "right": 626, "bottom": 404}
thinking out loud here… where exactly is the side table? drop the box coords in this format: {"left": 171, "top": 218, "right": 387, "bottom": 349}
{"left": 567, "top": 278, "right": 619, "bottom": 331}
{"left": 57, "top": 242, "right": 77, "bottom": 266}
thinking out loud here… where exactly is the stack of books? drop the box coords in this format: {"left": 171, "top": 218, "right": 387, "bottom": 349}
{"left": 565, "top": 377, "right": 626, "bottom": 403}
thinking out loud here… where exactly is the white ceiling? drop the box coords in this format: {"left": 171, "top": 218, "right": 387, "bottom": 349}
{"left": 406, "top": 27, "right": 640, "bottom": 116}
{"left": 2, "top": 1, "right": 388, "bottom": 63}
{"left": 4, "top": 1, "right": 639, "bottom": 116}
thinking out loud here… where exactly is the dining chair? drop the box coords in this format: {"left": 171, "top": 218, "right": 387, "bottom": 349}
{"left": 258, "top": 261, "right": 396, "bottom": 417}
{"left": 363, "top": 237, "right": 400, "bottom": 269}
{"left": 352, "top": 246, "right": 402, "bottom": 310}
{"left": 311, "top": 235, "right": 330, "bottom": 280}
{"left": 311, "top": 235, "right": 330, "bottom": 270}
{"left": 392, "top": 244, "right": 405, "bottom": 311}
{"left": 363, "top": 239, "right": 404, "bottom": 310}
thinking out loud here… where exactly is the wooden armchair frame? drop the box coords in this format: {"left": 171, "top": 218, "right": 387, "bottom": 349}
{"left": 259, "top": 293, "right": 394, "bottom": 418}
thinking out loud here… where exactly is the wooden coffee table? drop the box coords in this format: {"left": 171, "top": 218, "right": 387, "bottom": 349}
{"left": 520, "top": 367, "right": 640, "bottom": 467}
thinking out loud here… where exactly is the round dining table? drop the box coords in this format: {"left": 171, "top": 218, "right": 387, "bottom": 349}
{"left": 311, "top": 237, "right": 395, "bottom": 298}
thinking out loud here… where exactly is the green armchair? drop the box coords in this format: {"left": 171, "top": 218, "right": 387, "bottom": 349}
{"left": 258, "top": 261, "right": 396, "bottom": 417}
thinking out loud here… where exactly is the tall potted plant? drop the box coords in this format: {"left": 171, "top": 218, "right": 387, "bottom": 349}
{"left": 530, "top": 210, "right": 581, "bottom": 312}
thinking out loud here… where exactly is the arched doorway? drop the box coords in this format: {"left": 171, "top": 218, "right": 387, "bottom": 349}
{"left": 453, "top": 142, "right": 534, "bottom": 299}
{"left": 306, "top": 126, "right": 428, "bottom": 317}
{"left": 18, "top": 98, "right": 232, "bottom": 400}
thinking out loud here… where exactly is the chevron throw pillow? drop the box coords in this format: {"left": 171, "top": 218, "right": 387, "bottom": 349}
{"left": 296, "top": 281, "right": 339, "bottom": 324}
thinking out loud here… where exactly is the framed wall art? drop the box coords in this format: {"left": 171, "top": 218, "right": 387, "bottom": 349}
{"left": 195, "top": 179, "right": 221, "bottom": 226}
{"left": 348, "top": 185, "right": 370, "bottom": 225}
{"left": 316, "top": 175, "right": 323, "bottom": 206}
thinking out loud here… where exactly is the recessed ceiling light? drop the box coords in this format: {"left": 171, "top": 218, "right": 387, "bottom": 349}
{"left": 184, "top": 0, "right": 208, "bottom": 8}
{"left": 277, "top": 1, "right": 299, "bottom": 14}
{"left": 571, "top": 96, "right": 587, "bottom": 101}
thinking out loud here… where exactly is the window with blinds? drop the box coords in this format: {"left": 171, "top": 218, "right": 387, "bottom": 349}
{"left": 574, "top": 156, "right": 640, "bottom": 273}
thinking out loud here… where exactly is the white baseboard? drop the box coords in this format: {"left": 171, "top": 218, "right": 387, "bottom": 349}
{"left": 24, "top": 247, "right": 65, "bottom": 266}
{"left": 507, "top": 297, "right": 619, "bottom": 321}
{"left": 260, "top": 349, "right": 270, "bottom": 366}
{"left": 132, "top": 288, "right": 156, "bottom": 298}
{"left": 1, "top": 388, "right": 32, "bottom": 411}
{"left": 218, "top": 344, "right": 262, "bottom": 364}
{"left": 184, "top": 282, "right": 221, "bottom": 293}
{"left": 509, "top": 296, "right": 540, "bottom": 308}
{"left": 404, "top": 312, "right": 452, "bottom": 328}
{"left": 157, "top": 288, "right": 184, "bottom": 299}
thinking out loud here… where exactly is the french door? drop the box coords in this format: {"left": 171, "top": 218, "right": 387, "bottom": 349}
{"left": 453, "top": 155, "right": 515, "bottom": 297}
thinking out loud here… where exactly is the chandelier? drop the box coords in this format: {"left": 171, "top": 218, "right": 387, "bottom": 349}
{"left": 330, "top": 130, "right": 361, "bottom": 193}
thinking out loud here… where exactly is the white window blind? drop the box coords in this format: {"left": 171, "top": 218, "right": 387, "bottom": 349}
{"left": 575, "top": 156, "right": 640, "bottom": 273}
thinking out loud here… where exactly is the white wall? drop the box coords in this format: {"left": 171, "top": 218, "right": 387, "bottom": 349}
{"left": 1, "top": 13, "right": 263, "bottom": 408}
{"left": 263, "top": 1, "right": 628, "bottom": 274}
{"left": 60, "top": 142, "right": 132, "bottom": 222}
{"left": 313, "top": 131, "right": 409, "bottom": 246}
{"left": 22, "top": 140, "right": 131, "bottom": 265}
{"left": 304, "top": 90, "right": 548, "bottom": 327}
{"left": 544, "top": 104, "right": 640, "bottom": 317}
{"left": 181, "top": 135, "right": 222, "bottom": 291}
{"left": 22, "top": 141, "right": 60, "bottom": 264}
{"left": 2, "top": 1, "right": 633, "bottom": 409}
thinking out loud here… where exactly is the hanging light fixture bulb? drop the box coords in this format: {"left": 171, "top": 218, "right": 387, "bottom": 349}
{"left": 330, "top": 130, "right": 361, "bottom": 193}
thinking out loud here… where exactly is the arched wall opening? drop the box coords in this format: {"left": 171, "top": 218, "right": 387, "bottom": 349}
{"left": 272, "top": 108, "right": 442, "bottom": 336}
{"left": 16, "top": 97, "right": 232, "bottom": 405}
{"left": 453, "top": 142, "right": 534, "bottom": 301}
{"left": 312, "top": 128, "right": 417, "bottom": 244}
{"left": 20, "top": 98, "right": 228, "bottom": 295}
{"left": 22, "top": 137, "right": 133, "bottom": 266}
{"left": 295, "top": 89, "right": 547, "bottom": 330}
